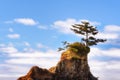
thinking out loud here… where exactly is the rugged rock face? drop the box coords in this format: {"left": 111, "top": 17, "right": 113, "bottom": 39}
{"left": 54, "top": 58, "right": 97, "bottom": 80}
{"left": 18, "top": 49, "right": 98, "bottom": 80}
{"left": 18, "top": 66, "right": 54, "bottom": 80}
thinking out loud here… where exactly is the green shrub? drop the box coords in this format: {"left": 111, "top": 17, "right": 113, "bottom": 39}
{"left": 67, "top": 42, "right": 90, "bottom": 56}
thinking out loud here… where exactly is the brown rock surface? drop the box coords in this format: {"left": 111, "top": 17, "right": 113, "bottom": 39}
{"left": 18, "top": 49, "right": 98, "bottom": 80}
{"left": 18, "top": 66, "right": 54, "bottom": 80}
{"left": 54, "top": 58, "right": 97, "bottom": 80}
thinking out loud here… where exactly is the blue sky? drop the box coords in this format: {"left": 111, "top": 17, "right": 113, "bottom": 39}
{"left": 0, "top": 0, "right": 120, "bottom": 80}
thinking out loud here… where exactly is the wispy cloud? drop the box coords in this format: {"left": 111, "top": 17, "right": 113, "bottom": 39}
{"left": 1, "top": 18, "right": 120, "bottom": 80}
{"left": 96, "top": 32, "right": 119, "bottom": 39}
{"left": 98, "top": 25, "right": 120, "bottom": 45}
{"left": 0, "top": 45, "right": 18, "bottom": 53}
{"left": 0, "top": 43, "right": 60, "bottom": 66}
{"left": 53, "top": 18, "right": 101, "bottom": 34}
{"left": 14, "top": 18, "right": 38, "bottom": 26}
{"left": 36, "top": 43, "right": 49, "bottom": 49}
{"left": 89, "top": 60, "right": 120, "bottom": 80}
{"left": 89, "top": 47, "right": 120, "bottom": 58}
{"left": 0, "top": 44, "right": 60, "bottom": 79}
{"left": 105, "top": 25, "right": 120, "bottom": 32}
{"left": 38, "top": 25, "right": 48, "bottom": 30}
{"left": 7, "top": 34, "right": 20, "bottom": 39}
{"left": 0, "top": 43, "right": 120, "bottom": 80}
{"left": 53, "top": 18, "right": 78, "bottom": 34}
{"left": 88, "top": 47, "right": 120, "bottom": 80}
{"left": 0, "top": 44, "right": 120, "bottom": 80}
{"left": 23, "top": 41, "right": 30, "bottom": 47}
{"left": 53, "top": 18, "right": 120, "bottom": 45}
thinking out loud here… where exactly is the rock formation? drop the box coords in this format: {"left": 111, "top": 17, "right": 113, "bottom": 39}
{"left": 18, "top": 42, "right": 98, "bottom": 80}
{"left": 18, "top": 66, "right": 54, "bottom": 80}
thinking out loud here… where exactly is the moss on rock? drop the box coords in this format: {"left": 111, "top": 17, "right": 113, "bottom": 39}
{"left": 67, "top": 42, "right": 90, "bottom": 55}
{"left": 61, "top": 42, "right": 90, "bottom": 60}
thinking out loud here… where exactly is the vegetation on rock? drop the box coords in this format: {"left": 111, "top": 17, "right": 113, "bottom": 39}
{"left": 18, "top": 21, "right": 107, "bottom": 80}
{"left": 71, "top": 21, "right": 107, "bottom": 46}
{"left": 58, "top": 21, "right": 107, "bottom": 55}
{"left": 67, "top": 42, "right": 90, "bottom": 55}
{"left": 60, "top": 42, "right": 90, "bottom": 60}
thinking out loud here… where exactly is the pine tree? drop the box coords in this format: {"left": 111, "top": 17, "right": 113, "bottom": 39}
{"left": 71, "top": 21, "right": 106, "bottom": 46}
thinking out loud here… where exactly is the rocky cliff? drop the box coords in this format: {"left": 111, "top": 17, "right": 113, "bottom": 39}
{"left": 18, "top": 43, "right": 98, "bottom": 80}
{"left": 18, "top": 66, "right": 54, "bottom": 80}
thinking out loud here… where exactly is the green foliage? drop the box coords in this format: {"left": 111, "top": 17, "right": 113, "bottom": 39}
{"left": 67, "top": 42, "right": 90, "bottom": 55}
{"left": 58, "top": 21, "right": 106, "bottom": 57}
{"left": 59, "top": 42, "right": 90, "bottom": 56}
{"left": 71, "top": 21, "right": 107, "bottom": 46}
{"left": 58, "top": 41, "right": 70, "bottom": 51}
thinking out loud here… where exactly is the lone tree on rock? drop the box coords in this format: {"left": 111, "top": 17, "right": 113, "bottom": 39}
{"left": 57, "top": 21, "right": 107, "bottom": 80}
{"left": 71, "top": 21, "right": 106, "bottom": 47}
{"left": 58, "top": 21, "right": 107, "bottom": 52}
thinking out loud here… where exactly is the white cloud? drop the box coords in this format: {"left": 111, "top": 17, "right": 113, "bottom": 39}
{"left": 0, "top": 44, "right": 60, "bottom": 67}
{"left": 14, "top": 18, "right": 37, "bottom": 26}
{"left": 105, "top": 25, "right": 120, "bottom": 32}
{"left": 99, "top": 25, "right": 120, "bottom": 40}
{"left": 53, "top": 18, "right": 77, "bottom": 34}
{"left": 7, "top": 34, "right": 20, "bottom": 39}
{"left": 107, "top": 39, "right": 120, "bottom": 46}
{"left": 0, "top": 44, "right": 60, "bottom": 79}
{"left": 53, "top": 18, "right": 120, "bottom": 45}
{"left": 0, "top": 44, "right": 6, "bottom": 47}
{"left": 96, "top": 32, "right": 119, "bottom": 39}
{"left": 38, "top": 25, "right": 48, "bottom": 30}
{"left": 102, "top": 48, "right": 120, "bottom": 57}
{"left": 89, "top": 60, "right": 120, "bottom": 80}
{"left": 0, "top": 43, "right": 120, "bottom": 80}
{"left": 23, "top": 48, "right": 35, "bottom": 52}
{"left": 6, "top": 58, "right": 59, "bottom": 67}
{"left": 36, "top": 43, "right": 49, "bottom": 49}
{"left": 0, "top": 64, "right": 31, "bottom": 80}
{"left": 37, "top": 43, "right": 44, "bottom": 48}
{"left": 53, "top": 18, "right": 101, "bottom": 34}
{"left": 88, "top": 47, "right": 120, "bottom": 80}
{"left": 23, "top": 42, "right": 30, "bottom": 47}
{"left": 53, "top": 19, "right": 120, "bottom": 39}
{"left": 8, "top": 50, "right": 60, "bottom": 58}
{"left": 0, "top": 46, "right": 18, "bottom": 53}
{"left": 89, "top": 47, "right": 120, "bottom": 58}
